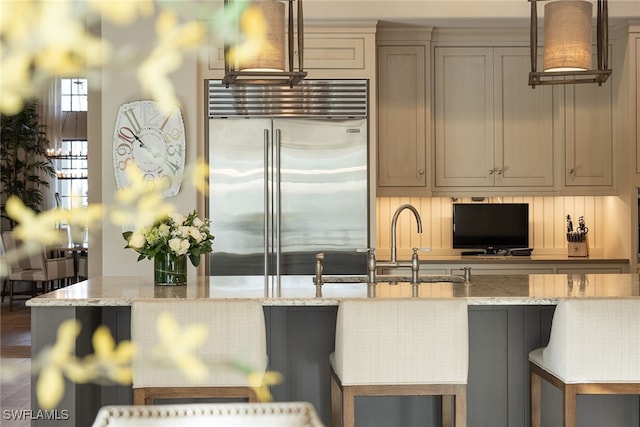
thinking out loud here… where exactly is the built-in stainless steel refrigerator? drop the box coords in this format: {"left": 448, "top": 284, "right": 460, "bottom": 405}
{"left": 207, "top": 80, "right": 369, "bottom": 279}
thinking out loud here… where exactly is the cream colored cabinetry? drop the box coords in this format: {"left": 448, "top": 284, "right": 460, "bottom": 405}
{"left": 633, "top": 31, "right": 640, "bottom": 176}
{"left": 205, "top": 23, "right": 376, "bottom": 79}
{"left": 376, "top": 26, "right": 431, "bottom": 196}
{"left": 434, "top": 46, "right": 555, "bottom": 192}
{"left": 562, "top": 66, "right": 614, "bottom": 189}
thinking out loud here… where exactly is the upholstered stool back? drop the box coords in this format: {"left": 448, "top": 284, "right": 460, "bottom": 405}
{"left": 330, "top": 298, "right": 469, "bottom": 427}
{"left": 333, "top": 298, "right": 468, "bottom": 385}
{"left": 529, "top": 298, "right": 640, "bottom": 427}
{"left": 131, "top": 300, "right": 267, "bottom": 404}
{"left": 536, "top": 298, "right": 640, "bottom": 383}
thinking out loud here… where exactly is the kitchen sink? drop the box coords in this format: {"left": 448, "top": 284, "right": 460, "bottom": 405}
{"left": 319, "top": 274, "right": 466, "bottom": 284}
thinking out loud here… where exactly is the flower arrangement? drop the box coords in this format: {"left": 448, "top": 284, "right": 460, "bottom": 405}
{"left": 123, "top": 210, "right": 214, "bottom": 267}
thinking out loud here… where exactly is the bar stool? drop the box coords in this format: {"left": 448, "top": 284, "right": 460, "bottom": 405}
{"left": 92, "top": 402, "right": 324, "bottom": 426}
{"left": 529, "top": 298, "right": 640, "bottom": 427}
{"left": 131, "top": 300, "right": 268, "bottom": 405}
{"left": 330, "top": 299, "right": 469, "bottom": 427}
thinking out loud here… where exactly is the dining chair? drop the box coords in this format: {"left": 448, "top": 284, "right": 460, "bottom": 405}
{"left": 77, "top": 253, "right": 88, "bottom": 280}
{"left": 330, "top": 298, "right": 469, "bottom": 427}
{"left": 46, "top": 227, "right": 75, "bottom": 288}
{"left": 1, "top": 231, "right": 75, "bottom": 310}
{"left": 529, "top": 298, "right": 640, "bottom": 427}
{"left": 131, "top": 299, "right": 268, "bottom": 405}
{"left": 91, "top": 402, "right": 324, "bottom": 427}
{"left": 0, "top": 233, "right": 6, "bottom": 303}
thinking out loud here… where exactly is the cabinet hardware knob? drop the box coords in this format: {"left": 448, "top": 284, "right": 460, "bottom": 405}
{"left": 418, "top": 169, "right": 425, "bottom": 175}
{"left": 568, "top": 168, "right": 574, "bottom": 174}
{"left": 488, "top": 169, "right": 495, "bottom": 175}
{"left": 496, "top": 169, "right": 502, "bottom": 175}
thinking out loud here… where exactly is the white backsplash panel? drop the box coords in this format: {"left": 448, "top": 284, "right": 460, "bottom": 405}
{"left": 376, "top": 196, "right": 606, "bottom": 257}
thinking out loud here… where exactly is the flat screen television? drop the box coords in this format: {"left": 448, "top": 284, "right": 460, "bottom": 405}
{"left": 452, "top": 203, "right": 529, "bottom": 253}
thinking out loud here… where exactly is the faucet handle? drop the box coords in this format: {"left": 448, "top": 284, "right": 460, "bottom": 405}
{"left": 366, "top": 248, "right": 377, "bottom": 284}
{"left": 314, "top": 253, "right": 324, "bottom": 286}
{"left": 411, "top": 248, "right": 420, "bottom": 284}
{"left": 460, "top": 266, "right": 472, "bottom": 284}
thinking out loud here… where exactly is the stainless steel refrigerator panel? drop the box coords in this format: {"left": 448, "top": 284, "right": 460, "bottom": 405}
{"left": 276, "top": 118, "right": 368, "bottom": 253}
{"left": 208, "top": 117, "right": 369, "bottom": 275}
{"left": 209, "top": 118, "right": 270, "bottom": 274}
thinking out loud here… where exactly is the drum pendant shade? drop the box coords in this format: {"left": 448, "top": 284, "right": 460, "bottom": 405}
{"left": 238, "top": 1, "right": 285, "bottom": 72}
{"left": 543, "top": 0, "right": 593, "bottom": 72}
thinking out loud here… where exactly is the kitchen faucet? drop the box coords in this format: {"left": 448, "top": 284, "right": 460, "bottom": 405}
{"left": 389, "top": 204, "right": 423, "bottom": 263}
{"left": 369, "top": 204, "right": 423, "bottom": 282}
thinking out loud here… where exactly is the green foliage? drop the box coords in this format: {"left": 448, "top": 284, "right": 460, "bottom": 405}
{"left": 1, "top": 99, "right": 55, "bottom": 227}
{"left": 122, "top": 210, "right": 215, "bottom": 268}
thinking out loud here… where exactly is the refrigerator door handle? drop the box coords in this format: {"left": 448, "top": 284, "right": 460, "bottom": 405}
{"left": 263, "top": 128, "right": 270, "bottom": 288}
{"left": 275, "top": 128, "right": 282, "bottom": 282}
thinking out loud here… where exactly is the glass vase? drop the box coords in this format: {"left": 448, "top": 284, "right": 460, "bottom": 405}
{"left": 154, "top": 253, "right": 187, "bottom": 286}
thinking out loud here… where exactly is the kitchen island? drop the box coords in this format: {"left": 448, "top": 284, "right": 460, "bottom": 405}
{"left": 27, "top": 274, "right": 640, "bottom": 427}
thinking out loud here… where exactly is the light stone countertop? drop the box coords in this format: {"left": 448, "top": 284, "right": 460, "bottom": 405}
{"left": 26, "top": 273, "right": 640, "bottom": 307}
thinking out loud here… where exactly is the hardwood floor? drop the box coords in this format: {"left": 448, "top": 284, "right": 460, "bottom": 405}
{"left": 1, "top": 299, "right": 31, "bottom": 427}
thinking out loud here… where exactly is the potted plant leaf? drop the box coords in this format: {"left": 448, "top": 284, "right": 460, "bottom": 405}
{"left": 0, "top": 99, "right": 56, "bottom": 229}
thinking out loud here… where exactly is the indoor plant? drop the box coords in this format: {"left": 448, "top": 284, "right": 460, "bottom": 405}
{"left": 0, "top": 99, "right": 56, "bottom": 228}
{"left": 123, "top": 210, "right": 214, "bottom": 285}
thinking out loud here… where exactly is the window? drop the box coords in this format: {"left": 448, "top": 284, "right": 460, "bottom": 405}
{"left": 54, "top": 139, "right": 88, "bottom": 210}
{"left": 53, "top": 78, "right": 89, "bottom": 213}
{"left": 60, "top": 78, "right": 88, "bottom": 112}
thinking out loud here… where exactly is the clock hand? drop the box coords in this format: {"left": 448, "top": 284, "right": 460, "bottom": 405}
{"left": 131, "top": 133, "right": 146, "bottom": 148}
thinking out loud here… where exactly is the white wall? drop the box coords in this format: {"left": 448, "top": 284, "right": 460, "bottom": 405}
{"left": 95, "top": 11, "right": 200, "bottom": 277}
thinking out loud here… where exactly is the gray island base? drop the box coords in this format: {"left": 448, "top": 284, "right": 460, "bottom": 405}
{"left": 28, "top": 274, "right": 640, "bottom": 427}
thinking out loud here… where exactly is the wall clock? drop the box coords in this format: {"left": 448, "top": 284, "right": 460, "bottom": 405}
{"left": 113, "top": 100, "right": 186, "bottom": 197}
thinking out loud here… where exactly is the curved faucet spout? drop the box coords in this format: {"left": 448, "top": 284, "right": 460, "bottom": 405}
{"left": 390, "top": 204, "right": 423, "bottom": 263}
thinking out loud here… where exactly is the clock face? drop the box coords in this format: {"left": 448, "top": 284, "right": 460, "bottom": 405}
{"left": 113, "top": 100, "right": 186, "bottom": 197}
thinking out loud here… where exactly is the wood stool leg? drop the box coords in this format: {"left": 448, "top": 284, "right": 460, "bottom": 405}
{"left": 455, "top": 388, "right": 467, "bottom": 427}
{"left": 133, "top": 388, "right": 149, "bottom": 405}
{"left": 342, "top": 386, "right": 355, "bottom": 427}
{"left": 531, "top": 369, "right": 542, "bottom": 427}
{"left": 563, "top": 385, "right": 577, "bottom": 427}
{"left": 442, "top": 395, "right": 453, "bottom": 427}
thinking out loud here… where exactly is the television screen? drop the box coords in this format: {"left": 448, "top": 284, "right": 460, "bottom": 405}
{"left": 452, "top": 203, "right": 529, "bottom": 252}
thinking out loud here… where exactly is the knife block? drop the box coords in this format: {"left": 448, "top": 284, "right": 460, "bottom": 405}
{"left": 568, "top": 238, "right": 589, "bottom": 257}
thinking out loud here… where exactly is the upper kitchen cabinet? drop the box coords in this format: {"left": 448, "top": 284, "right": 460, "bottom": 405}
{"left": 204, "top": 21, "right": 377, "bottom": 80}
{"left": 434, "top": 46, "right": 555, "bottom": 194}
{"left": 376, "top": 25, "right": 432, "bottom": 196}
{"left": 562, "top": 73, "right": 613, "bottom": 190}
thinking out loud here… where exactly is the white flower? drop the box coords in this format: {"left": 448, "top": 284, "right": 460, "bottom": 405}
{"left": 158, "top": 223, "right": 171, "bottom": 237}
{"left": 176, "top": 225, "right": 190, "bottom": 238}
{"left": 192, "top": 217, "right": 204, "bottom": 227}
{"left": 128, "top": 231, "right": 146, "bottom": 248}
{"left": 168, "top": 238, "right": 190, "bottom": 256}
{"left": 188, "top": 227, "right": 204, "bottom": 243}
{"left": 169, "top": 213, "right": 185, "bottom": 225}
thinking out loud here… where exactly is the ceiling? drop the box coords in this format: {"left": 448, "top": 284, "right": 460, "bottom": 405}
{"left": 303, "top": 0, "right": 640, "bottom": 27}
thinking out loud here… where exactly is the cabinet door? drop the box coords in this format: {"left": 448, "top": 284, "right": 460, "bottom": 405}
{"left": 377, "top": 45, "right": 427, "bottom": 190}
{"left": 564, "top": 66, "right": 613, "bottom": 187}
{"left": 435, "top": 47, "right": 494, "bottom": 187}
{"left": 494, "top": 48, "right": 555, "bottom": 187}
{"left": 636, "top": 36, "right": 640, "bottom": 175}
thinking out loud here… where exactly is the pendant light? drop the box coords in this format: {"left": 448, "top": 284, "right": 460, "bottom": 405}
{"left": 529, "top": 0, "right": 611, "bottom": 88}
{"left": 223, "top": 0, "right": 307, "bottom": 87}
